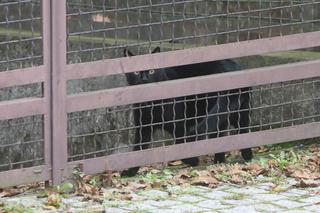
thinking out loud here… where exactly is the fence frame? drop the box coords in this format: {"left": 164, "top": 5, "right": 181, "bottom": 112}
{"left": 0, "top": 0, "right": 320, "bottom": 187}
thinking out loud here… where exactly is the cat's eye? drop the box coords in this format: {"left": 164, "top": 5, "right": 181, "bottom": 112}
{"left": 134, "top": 71, "right": 139, "bottom": 75}
{"left": 149, "top": 69, "right": 155, "bottom": 74}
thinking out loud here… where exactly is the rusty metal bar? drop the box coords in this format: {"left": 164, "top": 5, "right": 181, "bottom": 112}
{"left": 42, "top": 0, "right": 52, "bottom": 181}
{"left": 0, "top": 66, "right": 45, "bottom": 89}
{"left": 51, "top": 0, "right": 68, "bottom": 184}
{"left": 0, "top": 97, "right": 44, "bottom": 120}
{"left": 66, "top": 31, "right": 320, "bottom": 80}
{"left": 67, "top": 59, "right": 320, "bottom": 113}
{"left": 0, "top": 166, "right": 50, "bottom": 188}
{"left": 67, "top": 122, "right": 320, "bottom": 173}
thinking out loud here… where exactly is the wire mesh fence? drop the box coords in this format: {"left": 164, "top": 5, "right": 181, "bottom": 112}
{"left": 67, "top": 71, "right": 320, "bottom": 162}
{"left": 0, "top": 115, "right": 44, "bottom": 172}
{"left": 0, "top": 0, "right": 319, "bottom": 187}
{"left": 67, "top": 0, "right": 320, "bottom": 63}
{"left": 0, "top": 0, "right": 44, "bottom": 174}
{"left": 0, "top": 0, "right": 42, "bottom": 72}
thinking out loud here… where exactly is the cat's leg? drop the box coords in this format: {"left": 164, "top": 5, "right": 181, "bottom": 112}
{"left": 121, "top": 126, "right": 151, "bottom": 177}
{"left": 213, "top": 121, "right": 227, "bottom": 164}
{"left": 238, "top": 91, "right": 253, "bottom": 161}
{"left": 168, "top": 102, "right": 199, "bottom": 167}
{"left": 121, "top": 106, "right": 152, "bottom": 177}
{"left": 228, "top": 91, "right": 252, "bottom": 162}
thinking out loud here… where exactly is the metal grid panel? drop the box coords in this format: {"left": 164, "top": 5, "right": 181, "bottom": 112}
{"left": 0, "top": 115, "right": 44, "bottom": 171}
{"left": 0, "top": 0, "right": 42, "bottom": 71}
{"left": 67, "top": 0, "right": 320, "bottom": 63}
{"left": 67, "top": 76, "right": 320, "bottom": 161}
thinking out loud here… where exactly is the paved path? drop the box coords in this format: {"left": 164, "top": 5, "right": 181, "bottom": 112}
{"left": 2, "top": 177, "right": 320, "bottom": 212}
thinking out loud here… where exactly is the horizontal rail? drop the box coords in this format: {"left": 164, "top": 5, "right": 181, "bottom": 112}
{"left": 67, "top": 59, "right": 320, "bottom": 113}
{"left": 67, "top": 121, "right": 320, "bottom": 173}
{"left": 0, "top": 97, "right": 45, "bottom": 120}
{"left": 0, "top": 166, "right": 50, "bottom": 188}
{"left": 66, "top": 31, "right": 320, "bottom": 80}
{"left": 0, "top": 66, "right": 46, "bottom": 89}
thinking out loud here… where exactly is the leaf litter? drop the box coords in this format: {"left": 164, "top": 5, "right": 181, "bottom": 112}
{"left": 1, "top": 143, "right": 320, "bottom": 211}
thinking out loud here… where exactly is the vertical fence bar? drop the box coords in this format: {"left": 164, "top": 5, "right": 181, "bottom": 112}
{"left": 42, "top": 0, "right": 52, "bottom": 185}
{"left": 50, "top": 0, "right": 68, "bottom": 184}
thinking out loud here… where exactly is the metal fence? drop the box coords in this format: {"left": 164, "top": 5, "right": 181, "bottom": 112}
{"left": 0, "top": 0, "right": 320, "bottom": 187}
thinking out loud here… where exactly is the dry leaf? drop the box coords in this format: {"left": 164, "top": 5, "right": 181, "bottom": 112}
{"left": 309, "top": 145, "right": 320, "bottom": 153}
{"left": 43, "top": 205, "right": 57, "bottom": 210}
{"left": 191, "top": 176, "right": 218, "bottom": 188}
{"left": 169, "top": 161, "right": 183, "bottom": 166}
{"left": 229, "top": 164, "right": 247, "bottom": 176}
{"left": 290, "top": 169, "right": 320, "bottom": 180}
{"left": 257, "top": 146, "right": 269, "bottom": 153}
{"left": 295, "top": 179, "right": 320, "bottom": 188}
{"left": 126, "top": 181, "right": 148, "bottom": 192}
{"left": 112, "top": 191, "right": 133, "bottom": 200}
{"left": 244, "top": 163, "right": 266, "bottom": 176}
{"left": 174, "top": 169, "right": 192, "bottom": 179}
{"left": 230, "top": 175, "right": 244, "bottom": 184}
{"left": 270, "top": 186, "right": 288, "bottom": 193}
{"left": 151, "top": 180, "right": 162, "bottom": 188}
{"left": 0, "top": 188, "right": 24, "bottom": 198}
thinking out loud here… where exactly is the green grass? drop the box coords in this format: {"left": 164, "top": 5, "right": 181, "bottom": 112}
{"left": 223, "top": 193, "right": 247, "bottom": 200}
{"left": 265, "top": 50, "right": 320, "bottom": 60}
{"left": 2, "top": 27, "right": 320, "bottom": 61}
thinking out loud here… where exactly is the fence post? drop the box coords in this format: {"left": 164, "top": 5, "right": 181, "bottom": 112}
{"left": 42, "top": 0, "right": 52, "bottom": 187}
{"left": 50, "top": 0, "right": 68, "bottom": 184}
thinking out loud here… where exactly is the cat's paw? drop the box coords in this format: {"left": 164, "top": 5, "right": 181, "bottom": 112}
{"left": 241, "top": 148, "right": 253, "bottom": 161}
{"left": 181, "top": 157, "right": 199, "bottom": 167}
{"left": 121, "top": 167, "right": 140, "bottom": 177}
{"left": 214, "top": 153, "right": 225, "bottom": 164}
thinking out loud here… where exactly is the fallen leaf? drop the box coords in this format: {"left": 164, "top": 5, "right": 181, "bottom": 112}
{"left": 309, "top": 145, "right": 320, "bottom": 153}
{"left": 290, "top": 169, "right": 320, "bottom": 180}
{"left": 191, "top": 176, "right": 218, "bottom": 188}
{"left": 151, "top": 180, "right": 162, "bottom": 188}
{"left": 0, "top": 188, "right": 24, "bottom": 198}
{"left": 43, "top": 205, "right": 57, "bottom": 210}
{"left": 127, "top": 181, "right": 148, "bottom": 192}
{"left": 46, "top": 194, "right": 62, "bottom": 208}
{"left": 150, "top": 169, "right": 160, "bottom": 174}
{"left": 196, "top": 170, "right": 212, "bottom": 177}
{"left": 295, "top": 179, "right": 320, "bottom": 188}
{"left": 229, "top": 164, "right": 247, "bottom": 176}
{"left": 230, "top": 175, "right": 244, "bottom": 184}
{"left": 169, "top": 161, "right": 183, "bottom": 166}
{"left": 174, "top": 169, "right": 192, "bottom": 179}
{"left": 112, "top": 191, "right": 133, "bottom": 200}
{"left": 270, "top": 186, "right": 288, "bottom": 193}
{"left": 257, "top": 146, "right": 269, "bottom": 153}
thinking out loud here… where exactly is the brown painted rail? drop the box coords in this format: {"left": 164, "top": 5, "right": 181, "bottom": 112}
{"left": 67, "top": 59, "right": 320, "bottom": 112}
{"left": 66, "top": 32, "right": 320, "bottom": 80}
{"left": 68, "top": 122, "right": 320, "bottom": 175}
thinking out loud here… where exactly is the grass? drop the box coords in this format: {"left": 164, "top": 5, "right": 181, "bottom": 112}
{"left": 0, "top": 203, "right": 33, "bottom": 213}
{"left": 223, "top": 193, "right": 247, "bottom": 200}
{"left": 2, "top": 27, "right": 320, "bottom": 61}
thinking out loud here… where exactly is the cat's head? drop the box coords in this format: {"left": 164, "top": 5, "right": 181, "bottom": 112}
{"left": 124, "top": 47, "right": 168, "bottom": 85}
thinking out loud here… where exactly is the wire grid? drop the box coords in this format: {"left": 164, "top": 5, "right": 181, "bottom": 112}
{"left": 0, "top": 115, "right": 44, "bottom": 172}
{"left": 67, "top": 77, "right": 320, "bottom": 161}
{"left": 0, "top": 0, "right": 42, "bottom": 72}
{"left": 67, "top": 0, "right": 320, "bottom": 63}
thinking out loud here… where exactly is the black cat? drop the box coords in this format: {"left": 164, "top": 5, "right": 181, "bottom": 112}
{"left": 122, "top": 47, "right": 252, "bottom": 177}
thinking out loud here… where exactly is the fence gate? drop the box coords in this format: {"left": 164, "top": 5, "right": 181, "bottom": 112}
{"left": 0, "top": 0, "right": 320, "bottom": 187}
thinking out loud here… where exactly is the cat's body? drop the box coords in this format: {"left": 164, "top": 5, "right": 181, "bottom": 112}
{"left": 122, "top": 48, "right": 252, "bottom": 177}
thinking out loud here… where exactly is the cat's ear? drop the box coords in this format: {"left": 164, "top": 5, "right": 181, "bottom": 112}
{"left": 124, "top": 48, "right": 134, "bottom": 57}
{"left": 151, "top": 47, "right": 160, "bottom": 54}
